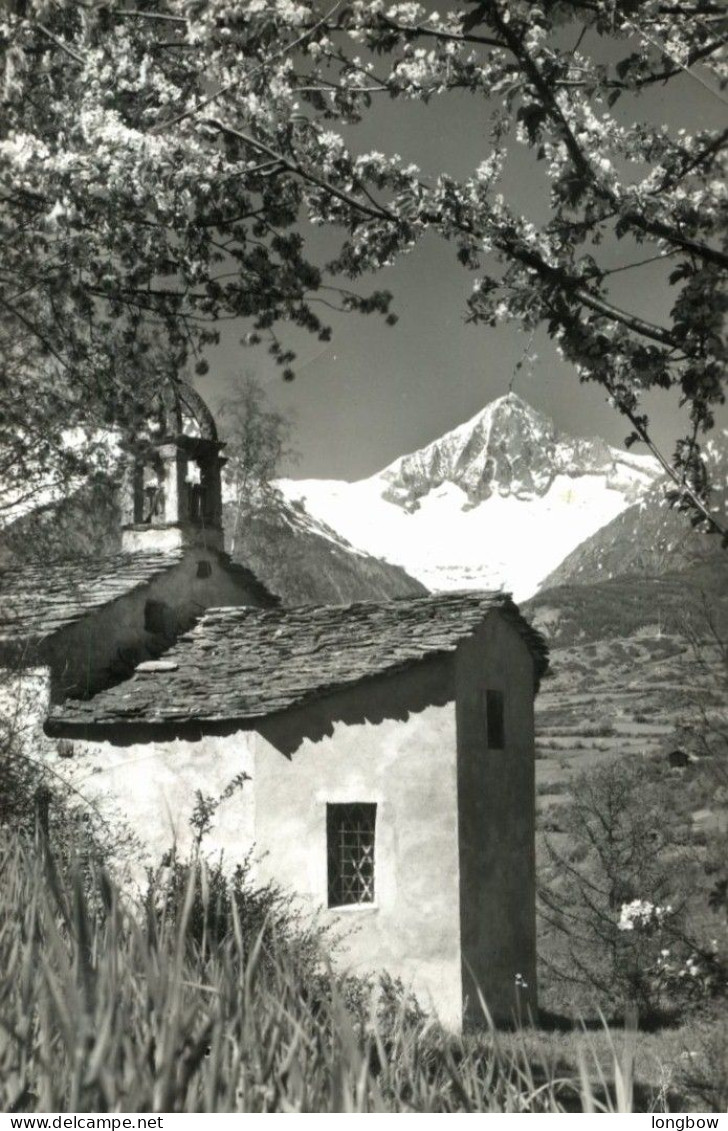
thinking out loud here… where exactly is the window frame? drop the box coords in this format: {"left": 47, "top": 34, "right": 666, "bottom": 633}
{"left": 326, "top": 802, "right": 377, "bottom": 909}
{"left": 484, "top": 687, "right": 506, "bottom": 751}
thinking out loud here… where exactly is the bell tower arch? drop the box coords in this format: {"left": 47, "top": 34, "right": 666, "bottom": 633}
{"left": 120, "top": 381, "right": 226, "bottom": 553}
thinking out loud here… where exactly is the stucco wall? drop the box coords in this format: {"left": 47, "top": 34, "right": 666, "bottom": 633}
{"left": 455, "top": 615, "right": 537, "bottom": 1024}
{"left": 252, "top": 657, "right": 463, "bottom": 1027}
{"left": 45, "top": 551, "right": 269, "bottom": 700}
{"left": 51, "top": 730, "right": 256, "bottom": 885}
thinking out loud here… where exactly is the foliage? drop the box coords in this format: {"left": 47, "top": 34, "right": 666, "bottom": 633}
{"left": 0, "top": 826, "right": 684, "bottom": 1113}
{"left": 2, "top": 1, "right": 726, "bottom": 533}
{"left": 0, "top": 665, "right": 131, "bottom": 875}
{"left": 0, "top": 668, "right": 53, "bottom": 831}
{"left": 676, "top": 1016, "right": 728, "bottom": 1113}
{"left": 144, "top": 850, "right": 324, "bottom": 977}
{"left": 674, "top": 594, "right": 728, "bottom": 925}
{"left": 676, "top": 592, "right": 728, "bottom": 772}
{"left": 578, "top": 717, "right": 615, "bottom": 738}
{"left": 218, "top": 374, "right": 298, "bottom": 554}
{"left": 540, "top": 758, "right": 727, "bottom": 1024}
{"left": 140, "top": 770, "right": 322, "bottom": 970}
{"left": 0, "top": 477, "right": 120, "bottom": 566}
{"left": 219, "top": 375, "right": 298, "bottom": 496}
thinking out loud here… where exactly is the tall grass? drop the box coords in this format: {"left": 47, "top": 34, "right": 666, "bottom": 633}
{"left": 0, "top": 829, "right": 665, "bottom": 1114}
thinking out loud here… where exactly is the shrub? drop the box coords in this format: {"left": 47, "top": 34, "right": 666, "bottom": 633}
{"left": 0, "top": 668, "right": 135, "bottom": 891}
{"left": 144, "top": 847, "right": 324, "bottom": 980}
{"left": 677, "top": 1018, "right": 728, "bottom": 1112}
{"left": 539, "top": 758, "right": 724, "bottom": 1025}
{"left": 579, "top": 718, "right": 616, "bottom": 738}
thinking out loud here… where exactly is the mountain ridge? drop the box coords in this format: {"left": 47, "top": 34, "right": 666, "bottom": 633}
{"left": 377, "top": 392, "right": 657, "bottom": 509}
{"left": 538, "top": 430, "right": 727, "bottom": 591}
{"left": 279, "top": 393, "right": 661, "bottom": 600}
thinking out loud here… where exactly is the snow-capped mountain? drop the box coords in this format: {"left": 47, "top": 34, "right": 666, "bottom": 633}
{"left": 380, "top": 392, "right": 655, "bottom": 508}
{"left": 278, "top": 393, "right": 661, "bottom": 601}
{"left": 539, "top": 430, "right": 728, "bottom": 590}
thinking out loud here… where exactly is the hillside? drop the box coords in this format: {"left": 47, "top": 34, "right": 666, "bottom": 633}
{"left": 529, "top": 574, "right": 727, "bottom": 773}
{"left": 0, "top": 482, "right": 426, "bottom": 605}
{"left": 539, "top": 435, "right": 727, "bottom": 591}
{"left": 526, "top": 568, "right": 728, "bottom": 1009}
{"left": 525, "top": 564, "right": 728, "bottom": 649}
{"left": 539, "top": 486, "right": 727, "bottom": 591}
{"left": 525, "top": 564, "right": 728, "bottom": 851}
{"left": 223, "top": 492, "right": 427, "bottom": 604}
{"left": 0, "top": 479, "right": 120, "bottom": 568}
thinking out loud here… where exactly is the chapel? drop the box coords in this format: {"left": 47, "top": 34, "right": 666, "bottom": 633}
{"left": 1, "top": 380, "right": 548, "bottom": 1027}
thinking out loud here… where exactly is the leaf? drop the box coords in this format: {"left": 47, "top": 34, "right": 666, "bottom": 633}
{"left": 615, "top": 53, "right": 640, "bottom": 80}
{"left": 668, "top": 264, "right": 694, "bottom": 286}
{"left": 461, "top": 4, "right": 488, "bottom": 35}
{"left": 517, "top": 103, "right": 546, "bottom": 144}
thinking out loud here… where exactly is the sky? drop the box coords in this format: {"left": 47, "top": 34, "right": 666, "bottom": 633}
{"left": 197, "top": 24, "right": 727, "bottom": 482}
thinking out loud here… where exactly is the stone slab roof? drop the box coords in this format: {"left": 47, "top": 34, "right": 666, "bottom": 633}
{"left": 0, "top": 551, "right": 187, "bottom": 645}
{"left": 0, "top": 550, "right": 278, "bottom": 648}
{"left": 48, "top": 592, "right": 549, "bottom": 734}
{"left": 216, "top": 553, "right": 280, "bottom": 607}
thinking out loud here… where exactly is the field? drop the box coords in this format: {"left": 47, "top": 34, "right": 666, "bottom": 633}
{"left": 533, "top": 626, "right": 727, "bottom": 819}
{"left": 535, "top": 633, "right": 689, "bottom": 817}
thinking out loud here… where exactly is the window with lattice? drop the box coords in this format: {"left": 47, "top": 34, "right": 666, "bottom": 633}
{"left": 327, "top": 803, "right": 376, "bottom": 908}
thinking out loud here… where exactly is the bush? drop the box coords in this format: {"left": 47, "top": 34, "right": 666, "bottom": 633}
{"left": 0, "top": 669, "right": 135, "bottom": 890}
{"left": 539, "top": 758, "right": 725, "bottom": 1025}
{"left": 144, "top": 847, "right": 324, "bottom": 980}
{"left": 677, "top": 1018, "right": 728, "bottom": 1112}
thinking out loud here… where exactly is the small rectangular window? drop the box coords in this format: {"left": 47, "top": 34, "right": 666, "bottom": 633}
{"left": 144, "top": 599, "right": 169, "bottom": 636}
{"left": 485, "top": 689, "right": 505, "bottom": 750}
{"left": 327, "top": 803, "right": 376, "bottom": 908}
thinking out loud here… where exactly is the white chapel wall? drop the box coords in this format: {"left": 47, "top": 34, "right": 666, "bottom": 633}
{"left": 41, "top": 730, "right": 257, "bottom": 887}
{"left": 250, "top": 678, "right": 464, "bottom": 1029}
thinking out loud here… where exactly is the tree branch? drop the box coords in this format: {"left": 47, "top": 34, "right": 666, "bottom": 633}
{"left": 483, "top": 234, "right": 683, "bottom": 349}
{"left": 202, "top": 118, "right": 396, "bottom": 225}
{"left": 154, "top": 0, "right": 345, "bottom": 133}
{"left": 36, "top": 23, "right": 85, "bottom": 65}
{"left": 489, "top": 4, "right": 728, "bottom": 271}
{"left": 607, "top": 395, "right": 728, "bottom": 541}
{"left": 375, "top": 16, "right": 506, "bottom": 51}
{"left": 115, "top": 9, "right": 187, "bottom": 22}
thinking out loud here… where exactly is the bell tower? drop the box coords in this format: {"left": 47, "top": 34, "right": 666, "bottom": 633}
{"left": 120, "top": 381, "right": 226, "bottom": 553}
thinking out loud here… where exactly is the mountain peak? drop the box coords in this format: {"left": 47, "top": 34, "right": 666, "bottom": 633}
{"left": 457, "top": 389, "right": 545, "bottom": 430}
{"left": 491, "top": 389, "right": 530, "bottom": 407}
{"left": 378, "top": 393, "right": 659, "bottom": 508}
